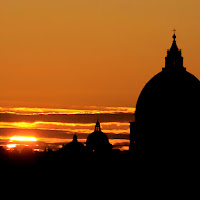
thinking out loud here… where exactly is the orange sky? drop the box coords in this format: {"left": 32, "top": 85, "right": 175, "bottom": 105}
{"left": 0, "top": 106, "right": 133, "bottom": 151}
{"left": 1, "top": 0, "right": 200, "bottom": 109}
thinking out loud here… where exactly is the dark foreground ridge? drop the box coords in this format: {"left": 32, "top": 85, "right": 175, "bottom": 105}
{"left": 0, "top": 147, "right": 134, "bottom": 174}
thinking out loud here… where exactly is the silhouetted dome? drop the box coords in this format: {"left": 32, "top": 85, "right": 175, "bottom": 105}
{"left": 86, "top": 120, "right": 112, "bottom": 152}
{"left": 62, "top": 134, "right": 85, "bottom": 153}
{"left": 134, "top": 33, "right": 200, "bottom": 154}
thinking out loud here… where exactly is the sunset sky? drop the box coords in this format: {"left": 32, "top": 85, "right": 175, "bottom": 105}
{"left": 1, "top": 0, "right": 200, "bottom": 108}
{"left": 0, "top": 1, "right": 200, "bottom": 150}
{"left": 0, "top": 106, "right": 134, "bottom": 151}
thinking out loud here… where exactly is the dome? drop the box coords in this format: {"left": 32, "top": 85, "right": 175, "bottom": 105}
{"left": 134, "top": 33, "right": 200, "bottom": 154}
{"left": 86, "top": 120, "right": 112, "bottom": 152}
{"left": 61, "top": 134, "right": 85, "bottom": 153}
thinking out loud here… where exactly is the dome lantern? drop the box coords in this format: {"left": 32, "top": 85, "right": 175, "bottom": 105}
{"left": 164, "top": 31, "right": 185, "bottom": 72}
{"left": 94, "top": 119, "right": 101, "bottom": 132}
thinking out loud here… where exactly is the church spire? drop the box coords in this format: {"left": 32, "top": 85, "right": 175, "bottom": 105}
{"left": 163, "top": 31, "right": 185, "bottom": 71}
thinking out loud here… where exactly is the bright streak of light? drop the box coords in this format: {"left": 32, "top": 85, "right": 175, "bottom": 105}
{"left": 10, "top": 136, "right": 37, "bottom": 142}
{"left": 7, "top": 144, "right": 17, "bottom": 149}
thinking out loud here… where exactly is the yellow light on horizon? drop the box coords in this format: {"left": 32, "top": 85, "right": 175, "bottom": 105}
{"left": 7, "top": 144, "right": 17, "bottom": 149}
{"left": 10, "top": 136, "right": 37, "bottom": 142}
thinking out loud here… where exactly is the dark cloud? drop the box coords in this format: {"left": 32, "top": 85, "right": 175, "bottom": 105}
{"left": 0, "top": 113, "right": 135, "bottom": 123}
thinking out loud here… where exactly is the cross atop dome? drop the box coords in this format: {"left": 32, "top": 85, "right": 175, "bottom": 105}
{"left": 172, "top": 29, "right": 176, "bottom": 41}
{"left": 172, "top": 29, "right": 176, "bottom": 34}
{"left": 170, "top": 30, "right": 178, "bottom": 51}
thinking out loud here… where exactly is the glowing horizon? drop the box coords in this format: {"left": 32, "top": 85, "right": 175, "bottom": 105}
{"left": 0, "top": 105, "right": 133, "bottom": 151}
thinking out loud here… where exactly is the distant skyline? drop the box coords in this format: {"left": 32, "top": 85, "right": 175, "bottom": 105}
{"left": 0, "top": 106, "right": 133, "bottom": 151}
{"left": 1, "top": 1, "right": 200, "bottom": 108}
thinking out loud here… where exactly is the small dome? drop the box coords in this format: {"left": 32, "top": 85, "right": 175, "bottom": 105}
{"left": 86, "top": 120, "right": 112, "bottom": 152}
{"left": 61, "top": 134, "right": 85, "bottom": 153}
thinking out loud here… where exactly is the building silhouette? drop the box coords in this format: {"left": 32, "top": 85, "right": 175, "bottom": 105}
{"left": 131, "top": 32, "right": 200, "bottom": 154}
{"left": 61, "top": 134, "right": 85, "bottom": 153}
{"left": 86, "top": 120, "right": 112, "bottom": 152}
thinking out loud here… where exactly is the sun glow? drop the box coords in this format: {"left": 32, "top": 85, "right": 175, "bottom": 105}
{"left": 10, "top": 136, "right": 37, "bottom": 142}
{"left": 7, "top": 144, "right": 17, "bottom": 149}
